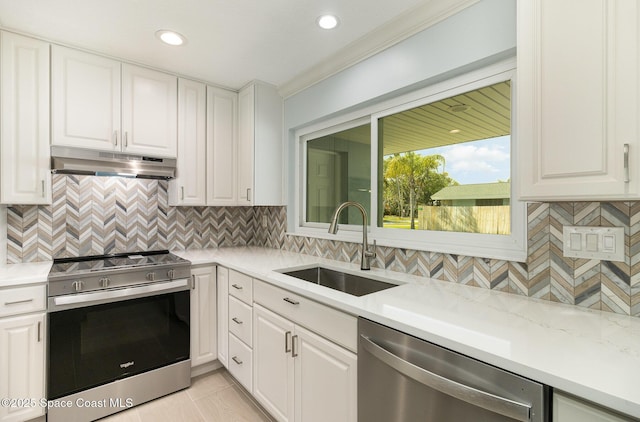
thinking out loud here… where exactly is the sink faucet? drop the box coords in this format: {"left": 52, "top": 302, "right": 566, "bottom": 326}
{"left": 328, "top": 201, "right": 376, "bottom": 270}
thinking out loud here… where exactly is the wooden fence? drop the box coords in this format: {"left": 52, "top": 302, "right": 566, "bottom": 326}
{"left": 417, "top": 205, "right": 510, "bottom": 235}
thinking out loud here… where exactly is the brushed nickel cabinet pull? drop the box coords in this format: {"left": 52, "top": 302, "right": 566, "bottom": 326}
{"left": 37, "top": 321, "right": 41, "bottom": 342}
{"left": 181, "top": 186, "right": 185, "bottom": 200}
{"left": 114, "top": 130, "right": 118, "bottom": 146}
{"left": 291, "top": 334, "right": 299, "bottom": 357}
{"left": 4, "top": 299, "right": 34, "bottom": 306}
{"left": 232, "top": 317, "right": 243, "bottom": 325}
{"left": 624, "top": 143, "right": 630, "bottom": 183}
{"left": 41, "top": 180, "right": 45, "bottom": 197}
{"left": 232, "top": 356, "right": 243, "bottom": 365}
{"left": 124, "top": 132, "right": 129, "bottom": 147}
{"left": 285, "top": 331, "right": 292, "bottom": 353}
{"left": 191, "top": 275, "right": 196, "bottom": 290}
{"left": 283, "top": 297, "right": 299, "bottom": 305}
{"left": 246, "top": 188, "right": 251, "bottom": 202}
{"left": 232, "top": 284, "right": 243, "bottom": 290}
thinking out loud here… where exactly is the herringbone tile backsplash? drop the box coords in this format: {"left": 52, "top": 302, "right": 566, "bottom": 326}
{"left": 6, "top": 175, "right": 639, "bottom": 317}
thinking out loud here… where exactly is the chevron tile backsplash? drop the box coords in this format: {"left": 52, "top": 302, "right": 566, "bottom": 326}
{"left": 7, "top": 175, "right": 286, "bottom": 263}
{"left": 5, "top": 175, "right": 639, "bottom": 317}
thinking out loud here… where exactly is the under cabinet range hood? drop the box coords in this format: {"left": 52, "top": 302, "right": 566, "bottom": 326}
{"left": 50, "top": 146, "right": 176, "bottom": 179}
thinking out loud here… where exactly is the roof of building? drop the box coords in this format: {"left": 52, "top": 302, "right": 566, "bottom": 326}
{"left": 431, "top": 182, "right": 510, "bottom": 201}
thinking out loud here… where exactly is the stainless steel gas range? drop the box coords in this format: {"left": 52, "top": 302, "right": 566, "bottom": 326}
{"left": 46, "top": 250, "right": 192, "bottom": 422}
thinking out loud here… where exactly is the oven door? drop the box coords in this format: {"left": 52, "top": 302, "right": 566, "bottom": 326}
{"left": 47, "top": 281, "right": 190, "bottom": 400}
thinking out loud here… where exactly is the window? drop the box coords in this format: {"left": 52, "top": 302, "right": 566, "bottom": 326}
{"left": 377, "top": 81, "right": 511, "bottom": 235}
{"left": 296, "top": 62, "right": 526, "bottom": 261}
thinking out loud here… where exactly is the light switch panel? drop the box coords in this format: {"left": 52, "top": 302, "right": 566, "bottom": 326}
{"left": 562, "top": 226, "right": 624, "bottom": 262}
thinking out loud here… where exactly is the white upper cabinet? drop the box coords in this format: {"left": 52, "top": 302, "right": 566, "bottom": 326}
{"left": 170, "top": 79, "right": 207, "bottom": 205}
{"left": 51, "top": 45, "right": 121, "bottom": 151}
{"left": 121, "top": 64, "right": 177, "bottom": 157}
{"left": 517, "top": 0, "right": 640, "bottom": 200}
{"left": 52, "top": 47, "right": 177, "bottom": 158}
{"left": 0, "top": 32, "right": 51, "bottom": 204}
{"left": 207, "top": 85, "right": 238, "bottom": 205}
{"left": 238, "top": 81, "right": 284, "bottom": 206}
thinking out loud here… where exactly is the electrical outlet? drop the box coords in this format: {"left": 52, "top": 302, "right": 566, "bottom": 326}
{"left": 262, "top": 215, "right": 268, "bottom": 227}
{"left": 562, "top": 226, "right": 624, "bottom": 262}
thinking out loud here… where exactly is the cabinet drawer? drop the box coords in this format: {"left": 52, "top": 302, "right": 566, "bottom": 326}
{"left": 228, "top": 333, "right": 253, "bottom": 392}
{"left": 253, "top": 280, "right": 357, "bottom": 352}
{"left": 0, "top": 285, "right": 46, "bottom": 318}
{"left": 229, "top": 270, "right": 253, "bottom": 305}
{"left": 229, "top": 295, "right": 252, "bottom": 347}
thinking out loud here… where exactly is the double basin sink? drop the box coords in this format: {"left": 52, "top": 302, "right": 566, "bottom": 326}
{"left": 279, "top": 265, "right": 399, "bottom": 297}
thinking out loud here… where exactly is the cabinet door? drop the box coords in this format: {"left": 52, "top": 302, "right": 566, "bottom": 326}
{"left": 190, "top": 266, "right": 217, "bottom": 368}
{"left": 517, "top": 0, "right": 639, "bottom": 200}
{"left": 0, "top": 313, "right": 45, "bottom": 422}
{"left": 51, "top": 45, "right": 121, "bottom": 151}
{"left": 553, "top": 391, "right": 631, "bottom": 422}
{"left": 217, "top": 266, "right": 229, "bottom": 368}
{"left": 207, "top": 86, "right": 238, "bottom": 205}
{"left": 237, "top": 84, "right": 255, "bottom": 205}
{"left": 170, "top": 79, "right": 206, "bottom": 206}
{"left": 122, "top": 64, "right": 177, "bottom": 157}
{"left": 253, "top": 304, "right": 295, "bottom": 422}
{"left": 0, "top": 32, "right": 51, "bottom": 204}
{"left": 294, "top": 324, "right": 357, "bottom": 422}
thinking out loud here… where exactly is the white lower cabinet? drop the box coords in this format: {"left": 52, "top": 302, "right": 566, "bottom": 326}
{"left": 217, "top": 266, "right": 229, "bottom": 368}
{"left": 253, "top": 289, "right": 357, "bottom": 422}
{"left": 190, "top": 265, "right": 217, "bottom": 368}
{"left": 553, "top": 391, "right": 632, "bottom": 422}
{"left": 0, "top": 313, "right": 45, "bottom": 422}
{"left": 253, "top": 304, "right": 295, "bottom": 422}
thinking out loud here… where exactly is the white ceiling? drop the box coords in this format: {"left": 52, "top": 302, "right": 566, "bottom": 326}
{"left": 0, "top": 0, "right": 455, "bottom": 93}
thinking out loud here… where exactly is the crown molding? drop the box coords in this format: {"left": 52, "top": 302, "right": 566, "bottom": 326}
{"left": 278, "top": 0, "right": 480, "bottom": 98}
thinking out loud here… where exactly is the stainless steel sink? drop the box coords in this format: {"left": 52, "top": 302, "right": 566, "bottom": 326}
{"left": 280, "top": 266, "right": 398, "bottom": 297}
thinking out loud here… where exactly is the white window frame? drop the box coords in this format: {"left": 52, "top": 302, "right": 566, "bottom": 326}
{"left": 292, "top": 58, "right": 527, "bottom": 262}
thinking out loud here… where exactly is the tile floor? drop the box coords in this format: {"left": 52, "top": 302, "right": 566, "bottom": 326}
{"left": 99, "top": 368, "right": 274, "bottom": 422}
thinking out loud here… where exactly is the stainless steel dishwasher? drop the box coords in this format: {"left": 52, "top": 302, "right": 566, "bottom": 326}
{"left": 358, "top": 318, "right": 549, "bottom": 422}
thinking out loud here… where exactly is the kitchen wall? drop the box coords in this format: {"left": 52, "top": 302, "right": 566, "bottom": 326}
{"left": 6, "top": 174, "right": 286, "bottom": 262}
{"left": 7, "top": 177, "right": 638, "bottom": 317}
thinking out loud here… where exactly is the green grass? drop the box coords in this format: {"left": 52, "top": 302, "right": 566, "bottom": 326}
{"left": 382, "top": 215, "right": 419, "bottom": 230}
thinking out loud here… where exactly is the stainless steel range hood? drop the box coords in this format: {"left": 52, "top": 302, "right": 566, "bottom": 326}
{"left": 51, "top": 146, "right": 176, "bottom": 179}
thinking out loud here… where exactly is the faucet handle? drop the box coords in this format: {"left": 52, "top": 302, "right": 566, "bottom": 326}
{"left": 366, "top": 239, "right": 377, "bottom": 258}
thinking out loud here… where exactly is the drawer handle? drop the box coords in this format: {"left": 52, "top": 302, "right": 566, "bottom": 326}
{"left": 4, "top": 299, "right": 34, "bottom": 306}
{"left": 232, "top": 317, "right": 243, "bottom": 325}
{"left": 285, "top": 331, "right": 292, "bottom": 353}
{"left": 283, "top": 297, "right": 299, "bottom": 305}
{"left": 232, "top": 356, "right": 243, "bottom": 365}
{"left": 232, "top": 284, "right": 243, "bottom": 290}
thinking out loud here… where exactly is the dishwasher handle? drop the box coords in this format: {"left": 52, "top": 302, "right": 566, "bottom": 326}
{"left": 360, "top": 334, "right": 532, "bottom": 422}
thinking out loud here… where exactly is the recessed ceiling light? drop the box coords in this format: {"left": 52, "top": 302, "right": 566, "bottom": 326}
{"left": 317, "top": 14, "right": 339, "bottom": 30}
{"left": 155, "top": 30, "right": 187, "bottom": 46}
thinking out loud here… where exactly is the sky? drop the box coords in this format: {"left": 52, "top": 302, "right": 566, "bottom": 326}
{"left": 416, "top": 135, "right": 510, "bottom": 185}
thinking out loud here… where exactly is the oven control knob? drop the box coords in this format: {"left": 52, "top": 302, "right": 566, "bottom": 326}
{"left": 100, "top": 277, "right": 110, "bottom": 288}
{"left": 146, "top": 272, "right": 156, "bottom": 281}
{"left": 72, "top": 280, "right": 84, "bottom": 292}
{"left": 167, "top": 269, "right": 175, "bottom": 279}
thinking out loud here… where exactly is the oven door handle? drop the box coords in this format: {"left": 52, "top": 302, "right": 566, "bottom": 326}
{"left": 360, "top": 335, "right": 532, "bottom": 422}
{"left": 49, "top": 279, "right": 190, "bottom": 311}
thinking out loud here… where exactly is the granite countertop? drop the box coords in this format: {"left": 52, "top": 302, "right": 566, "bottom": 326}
{"left": 174, "top": 246, "right": 640, "bottom": 419}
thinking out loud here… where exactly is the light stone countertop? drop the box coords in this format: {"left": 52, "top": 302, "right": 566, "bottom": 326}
{"left": 174, "top": 246, "right": 640, "bottom": 419}
{"left": 0, "top": 261, "right": 52, "bottom": 288}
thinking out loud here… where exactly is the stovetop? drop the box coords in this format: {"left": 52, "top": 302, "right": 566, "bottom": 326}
{"left": 48, "top": 250, "right": 189, "bottom": 278}
{"left": 47, "top": 250, "right": 192, "bottom": 297}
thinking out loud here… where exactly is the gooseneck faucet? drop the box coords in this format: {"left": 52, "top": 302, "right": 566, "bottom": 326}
{"left": 328, "top": 201, "right": 376, "bottom": 270}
